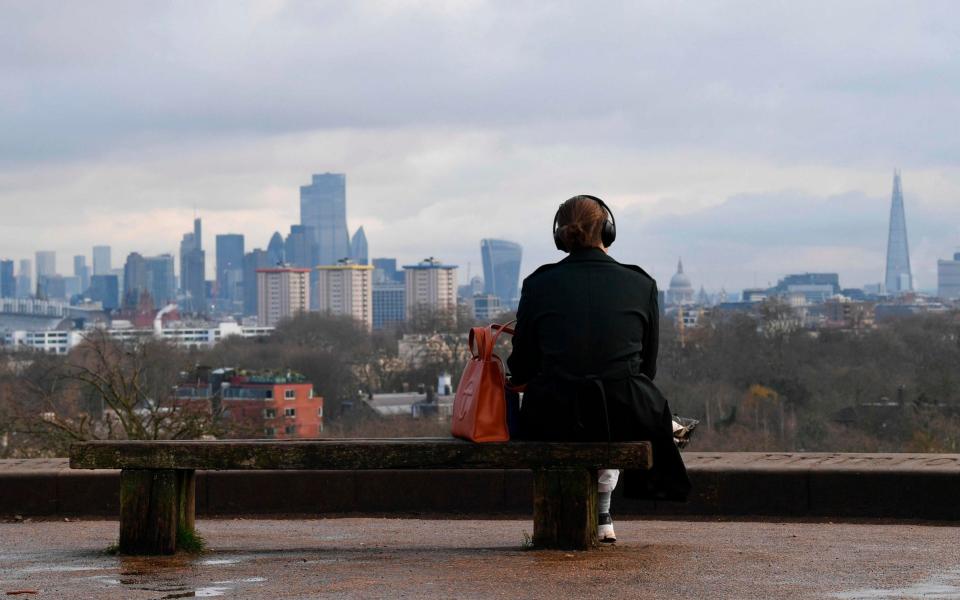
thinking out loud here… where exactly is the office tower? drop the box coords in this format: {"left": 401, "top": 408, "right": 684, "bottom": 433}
{"left": 16, "top": 259, "right": 32, "bottom": 298}
{"left": 89, "top": 274, "right": 120, "bottom": 311}
{"left": 373, "top": 281, "right": 406, "bottom": 330}
{"left": 35, "top": 251, "right": 56, "bottom": 281}
{"left": 771, "top": 273, "right": 841, "bottom": 304}
{"left": 472, "top": 293, "right": 503, "bottom": 322}
{"left": 243, "top": 249, "right": 270, "bottom": 316}
{"left": 216, "top": 234, "right": 245, "bottom": 302}
{"left": 73, "top": 255, "right": 90, "bottom": 293}
{"left": 938, "top": 252, "right": 960, "bottom": 300}
{"left": 64, "top": 276, "right": 83, "bottom": 299}
{"left": 38, "top": 275, "right": 67, "bottom": 300}
{"left": 480, "top": 239, "right": 522, "bottom": 309}
{"left": 315, "top": 262, "right": 374, "bottom": 330}
{"left": 179, "top": 218, "right": 206, "bottom": 313}
{"left": 403, "top": 258, "right": 458, "bottom": 322}
{"left": 266, "top": 232, "right": 285, "bottom": 266}
{"left": 300, "top": 173, "right": 349, "bottom": 266}
{"left": 256, "top": 267, "right": 311, "bottom": 327}
{"left": 884, "top": 170, "right": 913, "bottom": 294}
{"left": 350, "top": 227, "right": 369, "bottom": 265}
{"left": 372, "top": 258, "right": 400, "bottom": 284}
{"left": 92, "top": 245, "right": 112, "bottom": 275}
{"left": 123, "top": 252, "right": 148, "bottom": 307}
{"left": 0, "top": 260, "right": 14, "bottom": 298}
{"left": 284, "top": 225, "right": 316, "bottom": 268}
{"left": 145, "top": 254, "right": 176, "bottom": 307}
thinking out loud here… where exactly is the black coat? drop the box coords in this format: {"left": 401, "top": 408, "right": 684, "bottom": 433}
{"left": 506, "top": 248, "right": 690, "bottom": 501}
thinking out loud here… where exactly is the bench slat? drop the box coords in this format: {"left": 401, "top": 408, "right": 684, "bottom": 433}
{"left": 70, "top": 438, "right": 652, "bottom": 471}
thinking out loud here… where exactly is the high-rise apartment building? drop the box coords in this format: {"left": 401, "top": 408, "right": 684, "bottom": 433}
{"left": 884, "top": 170, "right": 913, "bottom": 294}
{"left": 315, "top": 262, "right": 374, "bottom": 330}
{"left": 35, "top": 251, "right": 56, "bottom": 281}
{"left": 256, "top": 267, "right": 311, "bottom": 327}
{"left": 73, "top": 255, "right": 90, "bottom": 293}
{"left": 403, "top": 258, "right": 458, "bottom": 322}
{"left": 216, "top": 234, "right": 245, "bottom": 303}
{"left": 300, "top": 173, "right": 349, "bottom": 267}
{"left": 350, "top": 227, "right": 369, "bottom": 265}
{"left": 0, "top": 260, "right": 14, "bottom": 298}
{"left": 92, "top": 246, "right": 111, "bottom": 275}
{"left": 938, "top": 252, "right": 960, "bottom": 300}
{"left": 480, "top": 239, "right": 522, "bottom": 309}
{"left": 180, "top": 218, "right": 206, "bottom": 313}
{"left": 145, "top": 254, "right": 176, "bottom": 307}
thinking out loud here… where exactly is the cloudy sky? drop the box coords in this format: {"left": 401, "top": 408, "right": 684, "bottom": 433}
{"left": 2, "top": 0, "right": 959, "bottom": 293}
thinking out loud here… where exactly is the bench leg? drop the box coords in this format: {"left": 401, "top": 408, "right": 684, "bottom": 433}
{"left": 119, "top": 469, "right": 196, "bottom": 555}
{"left": 532, "top": 468, "right": 598, "bottom": 550}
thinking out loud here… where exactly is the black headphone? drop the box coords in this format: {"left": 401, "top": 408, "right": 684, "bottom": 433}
{"left": 553, "top": 194, "right": 617, "bottom": 252}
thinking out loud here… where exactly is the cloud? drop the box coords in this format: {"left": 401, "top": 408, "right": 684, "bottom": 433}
{"left": 1, "top": 1, "right": 959, "bottom": 292}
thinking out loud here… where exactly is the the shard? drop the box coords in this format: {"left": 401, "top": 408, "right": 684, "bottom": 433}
{"left": 884, "top": 170, "right": 913, "bottom": 294}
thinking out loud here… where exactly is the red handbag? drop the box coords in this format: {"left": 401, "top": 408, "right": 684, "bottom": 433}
{"left": 451, "top": 321, "right": 516, "bottom": 442}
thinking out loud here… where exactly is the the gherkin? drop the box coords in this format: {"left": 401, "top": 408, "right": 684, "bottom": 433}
{"left": 884, "top": 170, "right": 913, "bottom": 294}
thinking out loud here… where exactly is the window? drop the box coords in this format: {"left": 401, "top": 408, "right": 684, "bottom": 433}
{"left": 265, "top": 390, "right": 273, "bottom": 399}
{"left": 284, "top": 408, "right": 296, "bottom": 417}
{"left": 284, "top": 389, "right": 295, "bottom": 400}
{"left": 317, "top": 407, "right": 323, "bottom": 418}
{"left": 264, "top": 427, "right": 275, "bottom": 437}
{"left": 318, "top": 423, "right": 324, "bottom": 434}
{"left": 263, "top": 408, "right": 276, "bottom": 419}
{"left": 284, "top": 425, "right": 296, "bottom": 435}
{"left": 308, "top": 388, "right": 314, "bottom": 399}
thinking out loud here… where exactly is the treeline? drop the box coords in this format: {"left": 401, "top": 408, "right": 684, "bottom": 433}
{"left": 2, "top": 307, "right": 959, "bottom": 457}
{"left": 656, "top": 310, "right": 960, "bottom": 453}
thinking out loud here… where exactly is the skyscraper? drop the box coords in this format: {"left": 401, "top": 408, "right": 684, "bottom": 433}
{"left": 179, "top": 218, "right": 206, "bottom": 313}
{"left": 372, "top": 258, "right": 400, "bottom": 284}
{"left": 73, "top": 255, "right": 90, "bottom": 293}
{"left": 300, "top": 173, "right": 349, "bottom": 266}
{"left": 35, "top": 251, "right": 56, "bottom": 281}
{"left": 16, "top": 259, "right": 32, "bottom": 298}
{"left": 216, "top": 234, "right": 245, "bottom": 303}
{"left": 316, "top": 262, "right": 374, "bottom": 330}
{"left": 243, "top": 249, "right": 270, "bottom": 316}
{"left": 145, "top": 254, "right": 176, "bottom": 307}
{"left": 89, "top": 274, "right": 120, "bottom": 311}
{"left": 123, "top": 252, "right": 148, "bottom": 307}
{"left": 257, "top": 267, "right": 311, "bottom": 327}
{"left": 480, "top": 239, "right": 522, "bottom": 309}
{"left": 92, "top": 245, "right": 112, "bottom": 275}
{"left": 350, "top": 226, "right": 369, "bottom": 265}
{"left": 938, "top": 252, "right": 960, "bottom": 300}
{"left": 884, "top": 170, "right": 913, "bottom": 294}
{"left": 266, "top": 232, "right": 285, "bottom": 266}
{"left": 373, "top": 280, "right": 405, "bottom": 330}
{"left": 0, "top": 260, "right": 14, "bottom": 298}
{"left": 284, "top": 225, "right": 316, "bottom": 269}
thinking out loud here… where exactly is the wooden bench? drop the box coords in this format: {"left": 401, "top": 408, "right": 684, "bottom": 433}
{"left": 69, "top": 438, "right": 652, "bottom": 554}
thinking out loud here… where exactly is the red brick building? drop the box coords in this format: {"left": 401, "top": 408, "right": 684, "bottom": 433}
{"left": 176, "top": 368, "right": 323, "bottom": 438}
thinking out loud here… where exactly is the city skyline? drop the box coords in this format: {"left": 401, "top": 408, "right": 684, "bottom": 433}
{"left": 2, "top": 4, "right": 960, "bottom": 291}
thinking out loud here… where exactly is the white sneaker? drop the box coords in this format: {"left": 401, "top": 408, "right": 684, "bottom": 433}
{"left": 598, "top": 513, "right": 616, "bottom": 543}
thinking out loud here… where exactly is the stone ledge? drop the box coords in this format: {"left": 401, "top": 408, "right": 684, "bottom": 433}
{"left": 2, "top": 452, "right": 959, "bottom": 519}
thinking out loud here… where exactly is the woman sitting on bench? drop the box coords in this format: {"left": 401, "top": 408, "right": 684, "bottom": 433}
{"left": 507, "top": 195, "right": 691, "bottom": 543}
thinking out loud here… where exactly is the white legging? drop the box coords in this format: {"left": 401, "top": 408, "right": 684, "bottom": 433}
{"left": 598, "top": 468, "right": 620, "bottom": 493}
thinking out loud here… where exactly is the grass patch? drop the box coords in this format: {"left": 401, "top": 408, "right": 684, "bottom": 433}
{"left": 520, "top": 530, "right": 533, "bottom": 551}
{"left": 177, "top": 527, "right": 206, "bottom": 554}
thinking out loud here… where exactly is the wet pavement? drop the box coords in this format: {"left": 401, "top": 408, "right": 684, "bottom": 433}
{"left": 1, "top": 517, "right": 959, "bottom": 599}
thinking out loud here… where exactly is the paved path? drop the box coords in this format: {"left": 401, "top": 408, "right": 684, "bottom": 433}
{"left": 2, "top": 518, "right": 959, "bottom": 599}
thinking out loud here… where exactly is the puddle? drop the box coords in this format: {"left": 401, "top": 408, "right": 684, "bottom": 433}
{"left": 161, "top": 587, "right": 230, "bottom": 598}
{"left": 21, "top": 564, "right": 109, "bottom": 573}
{"left": 199, "top": 558, "right": 241, "bottom": 566}
{"left": 212, "top": 577, "right": 267, "bottom": 584}
{"left": 834, "top": 569, "right": 960, "bottom": 599}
